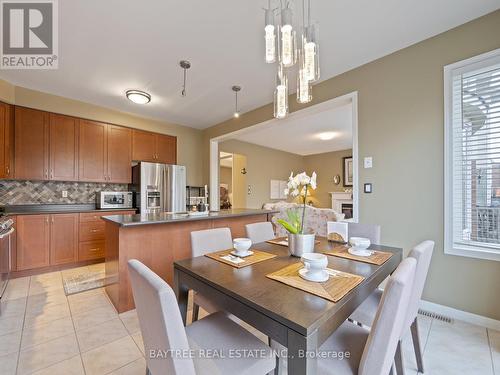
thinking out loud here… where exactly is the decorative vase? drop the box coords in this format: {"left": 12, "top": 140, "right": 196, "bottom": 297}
{"left": 288, "top": 233, "right": 316, "bottom": 257}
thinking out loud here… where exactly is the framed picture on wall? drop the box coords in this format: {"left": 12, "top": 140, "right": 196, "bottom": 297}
{"left": 343, "top": 156, "right": 353, "bottom": 187}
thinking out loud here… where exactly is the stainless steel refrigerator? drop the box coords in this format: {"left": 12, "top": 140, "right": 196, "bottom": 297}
{"left": 130, "top": 162, "right": 187, "bottom": 214}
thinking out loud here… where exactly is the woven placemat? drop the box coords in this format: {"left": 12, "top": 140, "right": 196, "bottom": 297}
{"left": 323, "top": 245, "right": 393, "bottom": 265}
{"left": 266, "top": 236, "right": 321, "bottom": 247}
{"left": 266, "top": 263, "right": 364, "bottom": 303}
{"left": 205, "top": 249, "right": 277, "bottom": 268}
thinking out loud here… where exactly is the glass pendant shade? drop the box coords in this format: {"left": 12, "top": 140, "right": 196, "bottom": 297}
{"left": 280, "top": 7, "right": 296, "bottom": 67}
{"left": 264, "top": 9, "right": 276, "bottom": 63}
{"left": 274, "top": 65, "right": 288, "bottom": 119}
{"left": 297, "top": 51, "right": 312, "bottom": 104}
{"left": 303, "top": 24, "right": 320, "bottom": 81}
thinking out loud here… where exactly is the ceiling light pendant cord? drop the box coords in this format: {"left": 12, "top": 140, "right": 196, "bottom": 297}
{"left": 179, "top": 60, "right": 191, "bottom": 97}
{"left": 182, "top": 68, "right": 187, "bottom": 97}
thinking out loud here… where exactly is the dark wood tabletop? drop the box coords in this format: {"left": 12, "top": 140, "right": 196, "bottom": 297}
{"left": 174, "top": 237, "right": 402, "bottom": 375}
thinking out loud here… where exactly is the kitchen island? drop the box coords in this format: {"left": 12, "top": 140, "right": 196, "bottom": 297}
{"left": 102, "top": 208, "right": 276, "bottom": 312}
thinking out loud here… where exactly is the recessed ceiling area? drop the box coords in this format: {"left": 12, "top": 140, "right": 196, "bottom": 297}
{"left": 0, "top": 1, "right": 498, "bottom": 129}
{"left": 231, "top": 101, "right": 352, "bottom": 156}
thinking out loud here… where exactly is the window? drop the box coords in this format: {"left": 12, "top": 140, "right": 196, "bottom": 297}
{"left": 445, "top": 49, "right": 500, "bottom": 261}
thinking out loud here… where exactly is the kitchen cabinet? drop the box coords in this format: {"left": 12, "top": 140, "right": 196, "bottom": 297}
{"left": 79, "top": 121, "right": 132, "bottom": 183}
{"left": 50, "top": 213, "right": 79, "bottom": 265}
{"left": 16, "top": 214, "right": 50, "bottom": 271}
{"left": 132, "top": 130, "right": 177, "bottom": 164}
{"left": 49, "top": 114, "right": 78, "bottom": 181}
{"left": 78, "top": 119, "right": 107, "bottom": 182}
{"left": 107, "top": 125, "right": 132, "bottom": 183}
{"left": 14, "top": 107, "right": 49, "bottom": 180}
{"left": 0, "top": 102, "right": 13, "bottom": 179}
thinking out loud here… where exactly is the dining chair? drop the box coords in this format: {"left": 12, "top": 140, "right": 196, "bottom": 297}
{"left": 190, "top": 227, "right": 233, "bottom": 321}
{"left": 350, "top": 240, "right": 434, "bottom": 374}
{"left": 315, "top": 256, "right": 417, "bottom": 375}
{"left": 245, "top": 222, "right": 276, "bottom": 244}
{"left": 348, "top": 222, "right": 381, "bottom": 244}
{"left": 128, "top": 260, "right": 276, "bottom": 375}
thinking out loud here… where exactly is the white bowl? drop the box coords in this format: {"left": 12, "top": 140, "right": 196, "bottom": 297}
{"left": 349, "top": 237, "right": 371, "bottom": 249}
{"left": 233, "top": 238, "right": 252, "bottom": 254}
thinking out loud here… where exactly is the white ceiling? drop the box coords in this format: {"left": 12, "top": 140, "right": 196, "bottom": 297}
{"left": 1, "top": 0, "right": 499, "bottom": 129}
{"left": 231, "top": 101, "right": 352, "bottom": 156}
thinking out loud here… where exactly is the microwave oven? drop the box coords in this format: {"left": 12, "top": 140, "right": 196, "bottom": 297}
{"left": 96, "top": 191, "right": 133, "bottom": 209}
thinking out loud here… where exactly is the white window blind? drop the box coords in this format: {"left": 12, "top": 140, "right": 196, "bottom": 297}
{"left": 445, "top": 49, "right": 500, "bottom": 261}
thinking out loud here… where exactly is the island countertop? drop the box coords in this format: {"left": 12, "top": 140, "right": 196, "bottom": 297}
{"left": 102, "top": 208, "right": 277, "bottom": 227}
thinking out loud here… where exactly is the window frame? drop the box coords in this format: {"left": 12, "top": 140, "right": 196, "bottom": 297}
{"left": 444, "top": 48, "right": 500, "bottom": 262}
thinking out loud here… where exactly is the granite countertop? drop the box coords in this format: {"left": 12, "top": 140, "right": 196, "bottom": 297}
{"left": 102, "top": 208, "right": 277, "bottom": 227}
{"left": 0, "top": 204, "right": 137, "bottom": 216}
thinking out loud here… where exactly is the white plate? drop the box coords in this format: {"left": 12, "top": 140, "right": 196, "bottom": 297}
{"left": 348, "top": 247, "right": 374, "bottom": 257}
{"left": 230, "top": 250, "right": 254, "bottom": 258}
{"left": 299, "top": 268, "right": 329, "bottom": 282}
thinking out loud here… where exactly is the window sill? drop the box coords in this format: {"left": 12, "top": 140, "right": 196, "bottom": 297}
{"left": 445, "top": 245, "right": 500, "bottom": 262}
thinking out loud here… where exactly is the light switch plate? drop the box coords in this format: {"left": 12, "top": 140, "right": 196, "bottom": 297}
{"left": 62, "top": 190, "right": 68, "bottom": 198}
{"left": 364, "top": 183, "right": 372, "bottom": 193}
{"left": 364, "top": 157, "right": 373, "bottom": 168}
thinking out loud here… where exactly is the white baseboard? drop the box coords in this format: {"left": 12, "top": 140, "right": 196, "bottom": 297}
{"left": 419, "top": 300, "right": 500, "bottom": 331}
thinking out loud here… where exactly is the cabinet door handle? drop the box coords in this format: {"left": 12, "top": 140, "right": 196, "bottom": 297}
{"left": 5, "top": 166, "right": 9, "bottom": 175}
{"left": 91, "top": 229, "right": 99, "bottom": 232}
{"left": 45, "top": 217, "right": 49, "bottom": 224}
{"left": 89, "top": 248, "right": 100, "bottom": 252}
{"left": 44, "top": 169, "right": 48, "bottom": 178}
{"left": 51, "top": 217, "right": 54, "bottom": 223}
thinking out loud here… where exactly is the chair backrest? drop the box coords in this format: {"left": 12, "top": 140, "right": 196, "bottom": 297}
{"left": 190, "top": 227, "right": 233, "bottom": 257}
{"left": 128, "top": 260, "right": 196, "bottom": 375}
{"left": 348, "top": 222, "right": 381, "bottom": 244}
{"left": 359, "top": 257, "right": 416, "bottom": 375}
{"left": 404, "top": 240, "right": 434, "bottom": 328}
{"left": 245, "top": 222, "right": 275, "bottom": 244}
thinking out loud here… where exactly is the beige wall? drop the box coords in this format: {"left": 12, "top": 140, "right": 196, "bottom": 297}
{"left": 220, "top": 166, "right": 232, "bottom": 194}
{"left": 304, "top": 149, "right": 352, "bottom": 208}
{"left": 219, "top": 140, "right": 305, "bottom": 209}
{"left": 204, "top": 11, "right": 500, "bottom": 320}
{"left": 0, "top": 81, "right": 204, "bottom": 186}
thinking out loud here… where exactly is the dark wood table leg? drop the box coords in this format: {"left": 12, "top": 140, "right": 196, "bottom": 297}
{"left": 173, "top": 268, "right": 189, "bottom": 326}
{"left": 287, "top": 329, "right": 318, "bottom": 375}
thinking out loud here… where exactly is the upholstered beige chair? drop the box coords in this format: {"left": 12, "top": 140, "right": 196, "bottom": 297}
{"left": 348, "top": 222, "right": 382, "bottom": 244}
{"left": 350, "top": 240, "right": 434, "bottom": 374}
{"left": 316, "top": 256, "right": 417, "bottom": 375}
{"left": 245, "top": 222, "right": 275, "bottom": 244}
{"left": 190, "top": 228, "right": 233, "bottom": 321}
{"left": 128, "top": 260, "right": 276, "bottom": 375}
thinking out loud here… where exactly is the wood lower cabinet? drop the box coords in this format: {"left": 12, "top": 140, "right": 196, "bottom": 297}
{"left": 79, "top": 241, "right": 105, "bottom": 261}
{"left": 50, "top": 213, "right": 78, "bottom": 265}
{"left": 16, "top": 214, "right": 50, "bottom": 271}
{"left": 49, "top": 114, "right": 78, "bottom": 181}
{"left": 0, "top": 102, "right": 13, "bottom": 179}
{"left": 14, "top": 107, "right": 49, "bottom": 180}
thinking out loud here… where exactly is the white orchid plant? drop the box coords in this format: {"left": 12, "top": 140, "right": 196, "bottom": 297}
{"left": 277, "top": 171, "right": 317, "bottom": 235}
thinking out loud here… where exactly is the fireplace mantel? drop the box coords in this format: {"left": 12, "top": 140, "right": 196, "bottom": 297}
{"left": 329, "top": 192, "right": 353, "bottom": 213}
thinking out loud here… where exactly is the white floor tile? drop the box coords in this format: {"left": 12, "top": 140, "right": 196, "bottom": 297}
{"left": 0, "top": 315, "right": 24, "bottom": 336}
{"left": 76, "top": 317, "right": 129, "bottom": 353}
{"left": 488, "top": 328, "right": 500, "bottom": 375}
{"left": 0, "top": 329, "right": 22, "bottom": 355}
{"left": 119, "top": 309, "right": 141, "bottom": 335}
{"left": 109, "top": 357, "right": 147, "bottom": 375}
{"left": 30, "top": 355, "right": 85, "bottom": 375}
{"left": 21, "top": 316, "right": 75, "bottom": 350}
{"left": 72, "top": 304, "right": 118, "bottom": 331}
{"left": 0, "top": 351, "right": 18, "bottom": 375}
{"left": 0, "top": 297, "right": 27, "bottom": 318}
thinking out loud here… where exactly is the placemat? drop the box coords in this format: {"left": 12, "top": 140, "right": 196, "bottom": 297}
{"left": 266, "top": 236, "right": 321, "bottom": 247}
{"left": 205, "top": 249, "right": 277, "bottom": 268}
{"left": 323, "top": 245, "right": 393, "bottom": 265}
{"left": 266, "top": 263, "right": 364, "bottom": 303}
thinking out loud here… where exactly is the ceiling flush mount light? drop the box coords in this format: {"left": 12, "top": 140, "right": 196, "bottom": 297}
{"left": 318, "top": 132, "right": 336, "bottom": 141}
{"left": 126, "top": 90, "right": 151, "bottom": 104}
{"left": 179, "top": 60, "right": 191, "bottom": 97}
{"left": 232, "top": 85, "right": 241, "bottom": 118}
{"left": 262, "top": 0, "right": 320, "bottom": 118}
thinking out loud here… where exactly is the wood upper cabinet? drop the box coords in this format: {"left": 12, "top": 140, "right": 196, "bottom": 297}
{"left": 107, "top": 125, "right": 132, "bottom": 183}
{"left": 132, "top": 130, "right": 156, "bottom": 162}
{"left": 50, "top": 213, "right": 78, "bottom": 265}
{"left": 49, "top": 114, "right": 78, "bottom": 181}
{"left": 14, "top": 107, "right": 49, "bottom": 180}
{"left": 0, "top": 102, "right": 13, "bottom": 179}
{"left": 132, "top": 130, "right": 177, "bottom": 164}
{"left": 16, "top": 214, "right": 50, "bottom": 271}
{"left": 78, "top": 120, "right": 107, "bottom": 182}
{"left": 156, "top": 134, "right": 177, "bottom": 164}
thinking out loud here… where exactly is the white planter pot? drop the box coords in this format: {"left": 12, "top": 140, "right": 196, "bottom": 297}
{"left": 288, "top": 233, "right": 316, "bottom": 257}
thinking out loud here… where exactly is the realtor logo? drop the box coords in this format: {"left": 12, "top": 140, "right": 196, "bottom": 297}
{"left": 0, "top": 0, "right": 58, "bottom": 69}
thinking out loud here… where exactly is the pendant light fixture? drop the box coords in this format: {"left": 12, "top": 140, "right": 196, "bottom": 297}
{"left": 232, "top": 85, "right": 241, "bottom": 118}
{"left": 179, "top": 60, "right": 191, "bottom": 97}
{"left": 264, "top": 1, "right": 276, "bottom": 63}
{"left": 263, "top": 0, "right": 320, "bottom": 118}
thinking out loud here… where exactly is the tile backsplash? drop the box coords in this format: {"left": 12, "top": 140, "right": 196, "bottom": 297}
{"left": 0, "top": 180, "right": 128, "bottom": 205}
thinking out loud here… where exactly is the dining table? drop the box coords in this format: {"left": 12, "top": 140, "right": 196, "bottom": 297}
{"left": 173, "top": 237, "right": 402, "bottom": 375}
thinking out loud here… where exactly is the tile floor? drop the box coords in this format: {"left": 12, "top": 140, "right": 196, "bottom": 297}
{"left": 0, "top": 263, "right": 498, "bottom": 375}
